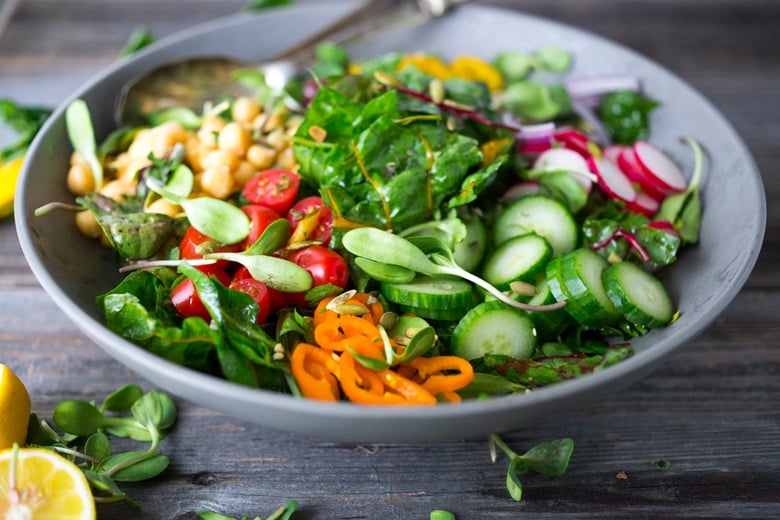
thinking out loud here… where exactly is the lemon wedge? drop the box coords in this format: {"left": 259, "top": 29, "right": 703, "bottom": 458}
{"left": 0, "top": 363, "right": 31, "bottom": 450}
{"left": 0, "top": 446, "right": 96, "bottom": 519}
{"left": 0, "top": 156, "right": 24, "bottom": 219}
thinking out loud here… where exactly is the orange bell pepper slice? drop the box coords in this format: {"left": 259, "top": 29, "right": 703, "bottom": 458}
{"left": 314, "top": 315, "right": 384, "bottom": 358}
{"left": 339, "top": 353, "right": 436, "bottom": 406}
{"left": 290, "top": 343, "right": 340, "bottom": 401}
{"left": 408, "top": 355, "right": 475, "bottom": 396}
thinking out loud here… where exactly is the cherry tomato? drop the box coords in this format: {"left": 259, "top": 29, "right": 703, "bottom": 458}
{"left": 229, "top": 277, "right": 272, "bottom": 324}
{"left": 241, "top": 204, "right": 281, "bottom": 248}
{"left": 178, "top": 226, "right": 241, "bottom": 273}
{"left": 171, "top": 269, "right": 231, "bottom": 321}
{"left": 242, "top": 168, "right": 301, "bottom": 214}
{"left": 233, "top": 266, "right": 291, "bottom": 313}
{"left": 287, "top": 196, "right": 334, "bottom": 246}
{"left": 286, "top": 245, "right": 350, "bottom": 307}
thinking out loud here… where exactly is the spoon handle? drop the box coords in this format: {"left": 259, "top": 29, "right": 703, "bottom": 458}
{"left": 268, "top": 0, "right": 469, "bottom": 63}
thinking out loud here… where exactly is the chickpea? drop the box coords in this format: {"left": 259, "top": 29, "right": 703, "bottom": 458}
{"left": 218, "top": 122, "right": 251, "bottom": 157}
{"left": 66, "top": 163, "right": 95, "bottom": 196}
{"left": 246, "top": 143, "right": 276, "bottom": 170}
{"left": 259, "top": 112, "right": 284, "bottom": 133}
{"left": 75, "top": 210, "right": 102, "bottom": 239}
{"left": 265, "top": 127, "right": 288, "bottom": 151}
{"left": 232, "top": 160, "right": 257, "bottom": 189}
{"left": 100, "top": 179, "right": 134, "bottom": 201}
{"left": 200, "top": 165, "right": 235, "bottom": 199}
{"left": 197, "top": 116, "right": 227, "bottom": 148}
{"left": 152, "top": 121, "right": 188, "bottom": 158}
{"left": 232, "top": 97, "right": 262, "bottom": 125}
{"left": 127, "top": 128, "right": 156, "bottom": 160}
{"left": 146, "top": 197, "right": 182, "bottom": 218}
{"left": 184, "top": 136, "right": 207, "bottom": 172}
{"left": 277, "top": 147, "right": 298, "bottom": 171}
{"left": 201, "top": 148, "right": 240, "bottom": 173}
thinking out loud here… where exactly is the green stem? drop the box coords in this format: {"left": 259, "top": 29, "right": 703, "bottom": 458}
{"left": 681, "top": 136, "right": 704, "bottom": 192}
{"left": 437, "top": 262, "right": 567, "bottom": 313}
{"left": 489, "top": 433, "right": 518, "bottom": 462}
{"left": 104, "top": 427, "right": 160, "bottom": 478}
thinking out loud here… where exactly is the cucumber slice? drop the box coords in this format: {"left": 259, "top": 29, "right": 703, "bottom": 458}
{"left": 603, "top": 261, "right": 674, "bottom": 328}
{"left": 381, "top": 276, "right": 474, "bottom": 310}
{"left": 526, "top": 278, "right": 572, "bottom": 340}
{"left": 494, "top": 194, "right": 579, "bottom": 256}
{"left": 546, "top": 248, "right": 621, "bottom": 328}
{"left": 395, "top": 303, "right": 471, "bottom": 322}
{"left": 482, "top": 233, "right": 552, "bottom": 290}
{"left": 451, "top": 301, "right": 537, "bottom": 360}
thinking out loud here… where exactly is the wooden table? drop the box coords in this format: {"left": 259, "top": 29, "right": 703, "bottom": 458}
{"left": 2, "top": 1, "right": 778, "bottom": 518}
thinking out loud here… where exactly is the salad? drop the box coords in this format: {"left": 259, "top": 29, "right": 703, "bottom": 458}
{"left": 47, "top": 45, "right": 703, "bottom": 405}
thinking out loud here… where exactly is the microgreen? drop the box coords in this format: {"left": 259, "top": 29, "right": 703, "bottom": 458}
{"left": 489, "top": 435, "right": 574, "bottom": 501}
{"left": 26, "top": 384, "right": 177, "bottom": 505}
{"left": 65, "top": 99, "right": 103, "bottom": 190}
{"left": 656, "top": 137, "right": 705, "bottom": 245}
{"left": 198, "top": 500, "right": 299, "bottom": 520}
{"left": 342, "top": 227, "right": 566, "bottom": 313}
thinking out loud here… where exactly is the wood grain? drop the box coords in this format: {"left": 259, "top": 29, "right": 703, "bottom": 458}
{"left": 1, "top": 1, "right": 778, "bottom": 518}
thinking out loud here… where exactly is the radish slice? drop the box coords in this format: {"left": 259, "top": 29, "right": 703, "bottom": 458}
{"left": 589, "top": 156, "right": 637, "bottom": 203}
{"left": 533, "top": 148, "right": 594, "bottom": 192}
{"left": 626, "top": 192, "right": 660, "bottom": 217}
{"left": 616, "top": 147, "right": 669, "bottom": 201}
{"left": 553, "top": 129, "right": 593, "bottom": 158}
{"left": 501, "top": 181, "right": 541, "bottom": 204}
{"left": 648, "top": 219, "right": 680, "bottom": 236}
{"left": 602, "top": 145, "right": 627, "bottom": 164}
{"left": 633, "top": 141, "right": 688, "bottom": 192}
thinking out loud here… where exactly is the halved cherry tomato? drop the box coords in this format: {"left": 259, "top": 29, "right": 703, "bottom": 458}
{"left": 287, "top": 196, "right": 334, "bottom": 246}
{"left": 229, "top": 277, "right": 272, "bottom": 324}
{"left": 241, "top": 204, "right": 281, "bottom": 248}
{"left": 233, "top": 266, "right": 290, "bottom": 313}
{"left": 286, "top": 245, "right": 350, "bottom": 308}
{"left": 179, "top": 226, "right": 241, "bottom": 274}
{"left": 171, "top": 269, "right": 231, "bottom": 321}
{"left": 242, "top": 168, "right": 300, "bottom": 214}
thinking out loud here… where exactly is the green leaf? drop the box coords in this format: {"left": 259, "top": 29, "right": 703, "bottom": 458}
{"left": 506, "top": 457, "right": 525, "bottom": 501}
{"left": 102, "top": 452, "right": 170, "bottom": 482}
{"left": 534, "top": 47, "right": 573, "bottom": 73}
{"left": 180, "top": 197, "right": 251, "bottom": 245}
{"left": 244, "top": 0, "right": 292, "bottom": 11}
{"left": 119, "top": 26, "right": 157, "bottom": 58}
{"left": 132, "top": 390, "right": 177, "bottom": 432}
{"left": 101, "top": 384, "right": 144, "bottom": 413}
{"left": 0, "top": 98, "right": 52, "bottom": 161}
{"left": 82, "top": 470, "right": 137, "bottom": 506}
{"left": 598, "top": 90, "right": 658, "bottom": 145}
{"left": 53, "top": 400, "right": 106, "bottom": 437}
{"left": 83, "top": 432, "right": 112, "bottom": 464}
{"left": 518, "top": 438, "right": 575, "bottom": 477}
{"left": 94, "top": 211, "right": 178, "bottom": 260}
{"left": 65, "top": 99, "right": 103, "bottom": 189}
{"left": 354, "top": 257, "right": 417, "bottom": 284}
{"left": 243, "top": 218, "right": 291, "bottom": 255}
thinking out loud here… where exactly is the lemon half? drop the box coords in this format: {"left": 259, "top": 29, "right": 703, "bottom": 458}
{"left": 0, "top": 447, "right": 96, "bottom": 519}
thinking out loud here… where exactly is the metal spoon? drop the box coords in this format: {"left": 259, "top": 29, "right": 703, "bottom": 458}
{"left": 115, "top": 0, "right": 469, "bottom": 126}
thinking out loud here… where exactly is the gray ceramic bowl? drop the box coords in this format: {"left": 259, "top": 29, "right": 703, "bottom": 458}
{"left": 16, "top": 1, "right": 765, "bottom": 442}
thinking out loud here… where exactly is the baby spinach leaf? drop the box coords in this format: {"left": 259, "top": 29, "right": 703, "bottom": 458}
{"left": 598, "top": 90, "right": 658, "bottom": 145}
